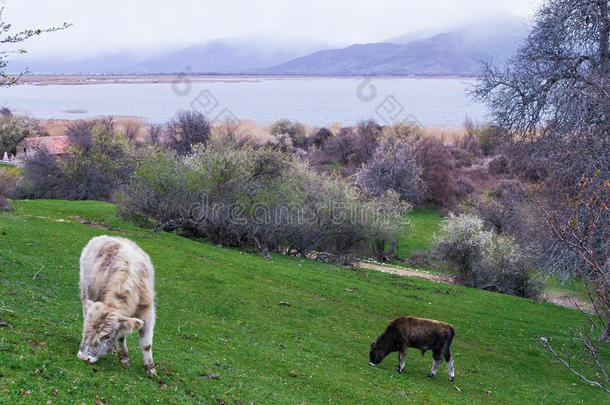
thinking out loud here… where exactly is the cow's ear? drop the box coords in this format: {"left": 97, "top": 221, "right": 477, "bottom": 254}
{"left": 118, "top": 316, "right": 144, "bottom": 332}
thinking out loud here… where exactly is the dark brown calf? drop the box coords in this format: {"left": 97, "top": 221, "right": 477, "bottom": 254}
{"left": 369, "top": 316, "right": 455, "bottom": 381}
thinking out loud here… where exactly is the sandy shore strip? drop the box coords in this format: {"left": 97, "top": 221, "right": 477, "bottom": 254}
{"left": 15, "top": 74, "right": 478, "bottom": 86}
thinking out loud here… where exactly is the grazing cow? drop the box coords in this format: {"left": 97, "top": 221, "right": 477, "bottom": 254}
{"left": 77, "top": 235, "right": 157, "bottom": 375}
{"left": 369, "top": 316, "right": 455, "bottom": 381}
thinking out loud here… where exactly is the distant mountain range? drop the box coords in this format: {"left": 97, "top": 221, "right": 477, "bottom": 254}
{"left": 256, "top": 17, "right": 527, "bottom": 76}
{"left": 10, "top": 15, "right": 528, "bottom": 77}
{"left": 128, "top": 37, "right": 332, "bottom": 74}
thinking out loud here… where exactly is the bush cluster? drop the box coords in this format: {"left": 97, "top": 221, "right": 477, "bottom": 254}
{"left": 117, "top": 129, "right": 409, "bottom": 261}
{"left": 271, "top": 119, "right": 307, "bottom": 148}
{"left": 0, "top": 166, "right": 20, "bottom": 211}
{"left": 434, "top": 213, "right": 542, "bottom": 299}
{"left": 19, "top": 119, "right": 135, "bottom": 201}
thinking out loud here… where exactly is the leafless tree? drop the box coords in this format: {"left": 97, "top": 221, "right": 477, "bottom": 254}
{"left": 473, "top": 0, "right": 610, "bottom": 186}
{"left": 474, "top": 3, "right": 610, "bottom": 387}
{"left": 166, "top": 110, "right": 211, "bottom": 155}
{"left": 536, "top": 176, "right": 610, "bottom": 392}
{"left": 147, "top": 124, "right": 164, "bottom": 145}
{"left": 321, "top": 127, "right": 357, "bottom": 165}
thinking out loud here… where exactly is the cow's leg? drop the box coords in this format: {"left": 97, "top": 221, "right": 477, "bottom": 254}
{"left": 397, "top": 347, "right": 407, "bottom": 373}
{"left": 118, "top": 337, "right": 129, "bottom": 365}
{"left": 427, "top": 350, "right": 442, "bottom": 377}
{"left": 139, "top": 310, "right": 156, "bottom": 376}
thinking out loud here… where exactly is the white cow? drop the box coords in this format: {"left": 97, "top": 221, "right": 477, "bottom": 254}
{"left": 78, "top": 236, "right": 157, "bottom": 375}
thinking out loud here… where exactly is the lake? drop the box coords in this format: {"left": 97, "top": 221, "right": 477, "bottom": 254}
{"left": 0, "top": 77, "right": 488, "bottom": 128}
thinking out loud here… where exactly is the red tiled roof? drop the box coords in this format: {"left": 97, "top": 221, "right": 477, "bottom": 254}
{"left": 19, "top": 136, "right": 70, "bottom": 155}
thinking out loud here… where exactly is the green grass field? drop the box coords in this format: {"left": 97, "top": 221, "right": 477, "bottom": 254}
{"left": 0, "top": 200, "right": 607, "bottom": 404}
{"left": 395, "top": 210, "right": 443, "bottom": 258}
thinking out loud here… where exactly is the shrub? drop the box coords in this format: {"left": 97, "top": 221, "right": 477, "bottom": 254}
{"left": 477, "top": 124, "right": 505, "bottom": 156}
{"left": 308, "top": 127, "right": 333, "bottom": 149}
{"left": 166, "top": 110, "right": 211, "bottom": 155}
{"left": 415, "top": 136, "right": 457, "bottom": 208}
{"left": 321, "top": 127, "right": 357, "bottom": 165}
{"left": 118, "top": 129, "right": 401, "bottom": 262}
{"left": 123, "top": 119, "right": 142, "bottom": 142}
{"left": 20, "top": 120, "right": 135, "bottom": 201}
{"left": 364, "top": 189, "right": 411, "bottom": 260}
{"left": 0, "top": 167, "right": 19, "bottom": 211}
{"left": 449, "top": 146, "right": 477, "bottom": 168}
{"left": 355, "top": 124, "right": 425, "bottom": 205}
{"left": 0, "top": 114, "right": 47, "bottom": 155}
{"left": 270, "top": 119, "right": 307, "bottom": 148}
{"left": 434, "top": 213, "right": 542, "bottom": 299}
{"left": 477, "top": 234, "right": 542, "bottom": 299}
{"left": 349, "top": 120, "right": 383, "bottom": 167}
{"left": 115, "top": 147, "right": 190, "bottom": 229}
{"left": 454, "top": 174, "right": 475, "bottom": 199}
{"left": 317, "top": 121, "right": 383, "bottom": 168}
{"left": 147, "top": 124, "right": 164, "bottom": 145}
{"left": 66, "top": 117, "right": 114, "bottom": 150}
{"left": 434, "top": 213, "right": 490, "bottom": 281}
{"left": 404, "top": 250, "right": 434, "bottom": 268}
{"left": 488, "top": 155, "right": 510, "bottom": 175}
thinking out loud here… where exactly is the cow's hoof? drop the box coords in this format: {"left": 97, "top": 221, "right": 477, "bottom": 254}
{"left": 396, "top": 367, "right": 404, "bottom": 373}
{"left": 427, "top": 373, "right": 434, "bottom": 378}
{"left": 449, "top": 376, "right": 454, "bottom": 382}
{"left": 120, "top": 358, "right": 130, "bottom": 366}
{"left": 146, "top": 367, "right": 158, "bottom": 376}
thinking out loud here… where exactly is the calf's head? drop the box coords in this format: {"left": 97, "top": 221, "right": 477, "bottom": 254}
{"left": 77, "top": 300, "right": 143, "bottom": 363}
{"left": 369, "top": 341, "right": 387, "bottom": 366}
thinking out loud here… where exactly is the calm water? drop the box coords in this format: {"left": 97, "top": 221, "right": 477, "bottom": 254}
{"left": 0, "top": 77, "right": 488, "bottom": 128}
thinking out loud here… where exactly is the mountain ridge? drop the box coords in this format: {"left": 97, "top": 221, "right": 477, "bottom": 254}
{"left": 9, "top": 16, "right": 527, "bottom": 76}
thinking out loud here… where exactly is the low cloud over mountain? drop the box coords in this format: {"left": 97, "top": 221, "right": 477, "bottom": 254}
{"left": 11, "top": 15, "right": 526, "bottom": 76}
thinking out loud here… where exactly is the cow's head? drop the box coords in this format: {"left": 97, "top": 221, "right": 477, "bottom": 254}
{"left": 369, "top": 341, "right": 386, "bottom": 366}
{"left": 77, "top": 300, "right": 143, "bottom": 363}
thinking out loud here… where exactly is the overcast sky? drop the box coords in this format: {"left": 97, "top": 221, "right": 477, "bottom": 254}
{"left": 4, "top": 0, "right": 542, "bottom": 59}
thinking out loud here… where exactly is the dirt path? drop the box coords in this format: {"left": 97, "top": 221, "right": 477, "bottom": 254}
{"left": 356, "top": 261, "right": 594, "bottom": 312}
{"left": 356, "top": 261, "right": 451, "bottom": 283}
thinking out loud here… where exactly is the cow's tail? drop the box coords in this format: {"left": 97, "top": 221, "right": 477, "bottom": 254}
{"left": 443, "top": 326, "right": 455, "bottom": 362}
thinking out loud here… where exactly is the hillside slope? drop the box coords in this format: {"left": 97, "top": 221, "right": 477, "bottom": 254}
{"left": 0, "top": 200, "right": 606, "bottom": 403}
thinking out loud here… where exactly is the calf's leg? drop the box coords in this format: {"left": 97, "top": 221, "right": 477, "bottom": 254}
{"left": 446, "top": 357, "right": 455, "bottom": 381}
{"left": 397, "top": 347, "right": 407, "bottom": 373}
{"left": 445, "top": 343, "right": 454, "bottom": 381}
{"left": 139, "top": 310, "right": 157, "bottom": 376}
{"left": 427, "top": 350, "right": 442, "bottom": 377}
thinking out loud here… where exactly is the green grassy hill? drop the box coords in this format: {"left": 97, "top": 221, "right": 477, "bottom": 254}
{"left": 397, "top": 210, "right": 443, "bottom": 258}
{"left": 0, "top": 200, "right": 606, "bottom": 404}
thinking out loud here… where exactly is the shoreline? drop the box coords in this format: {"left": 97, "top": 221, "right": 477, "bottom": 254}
{"left": 34, "top": 116, "right": 466, "bottom": 143}
{"left": 15, "top": 74, "right": 479, "bottom": 86}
